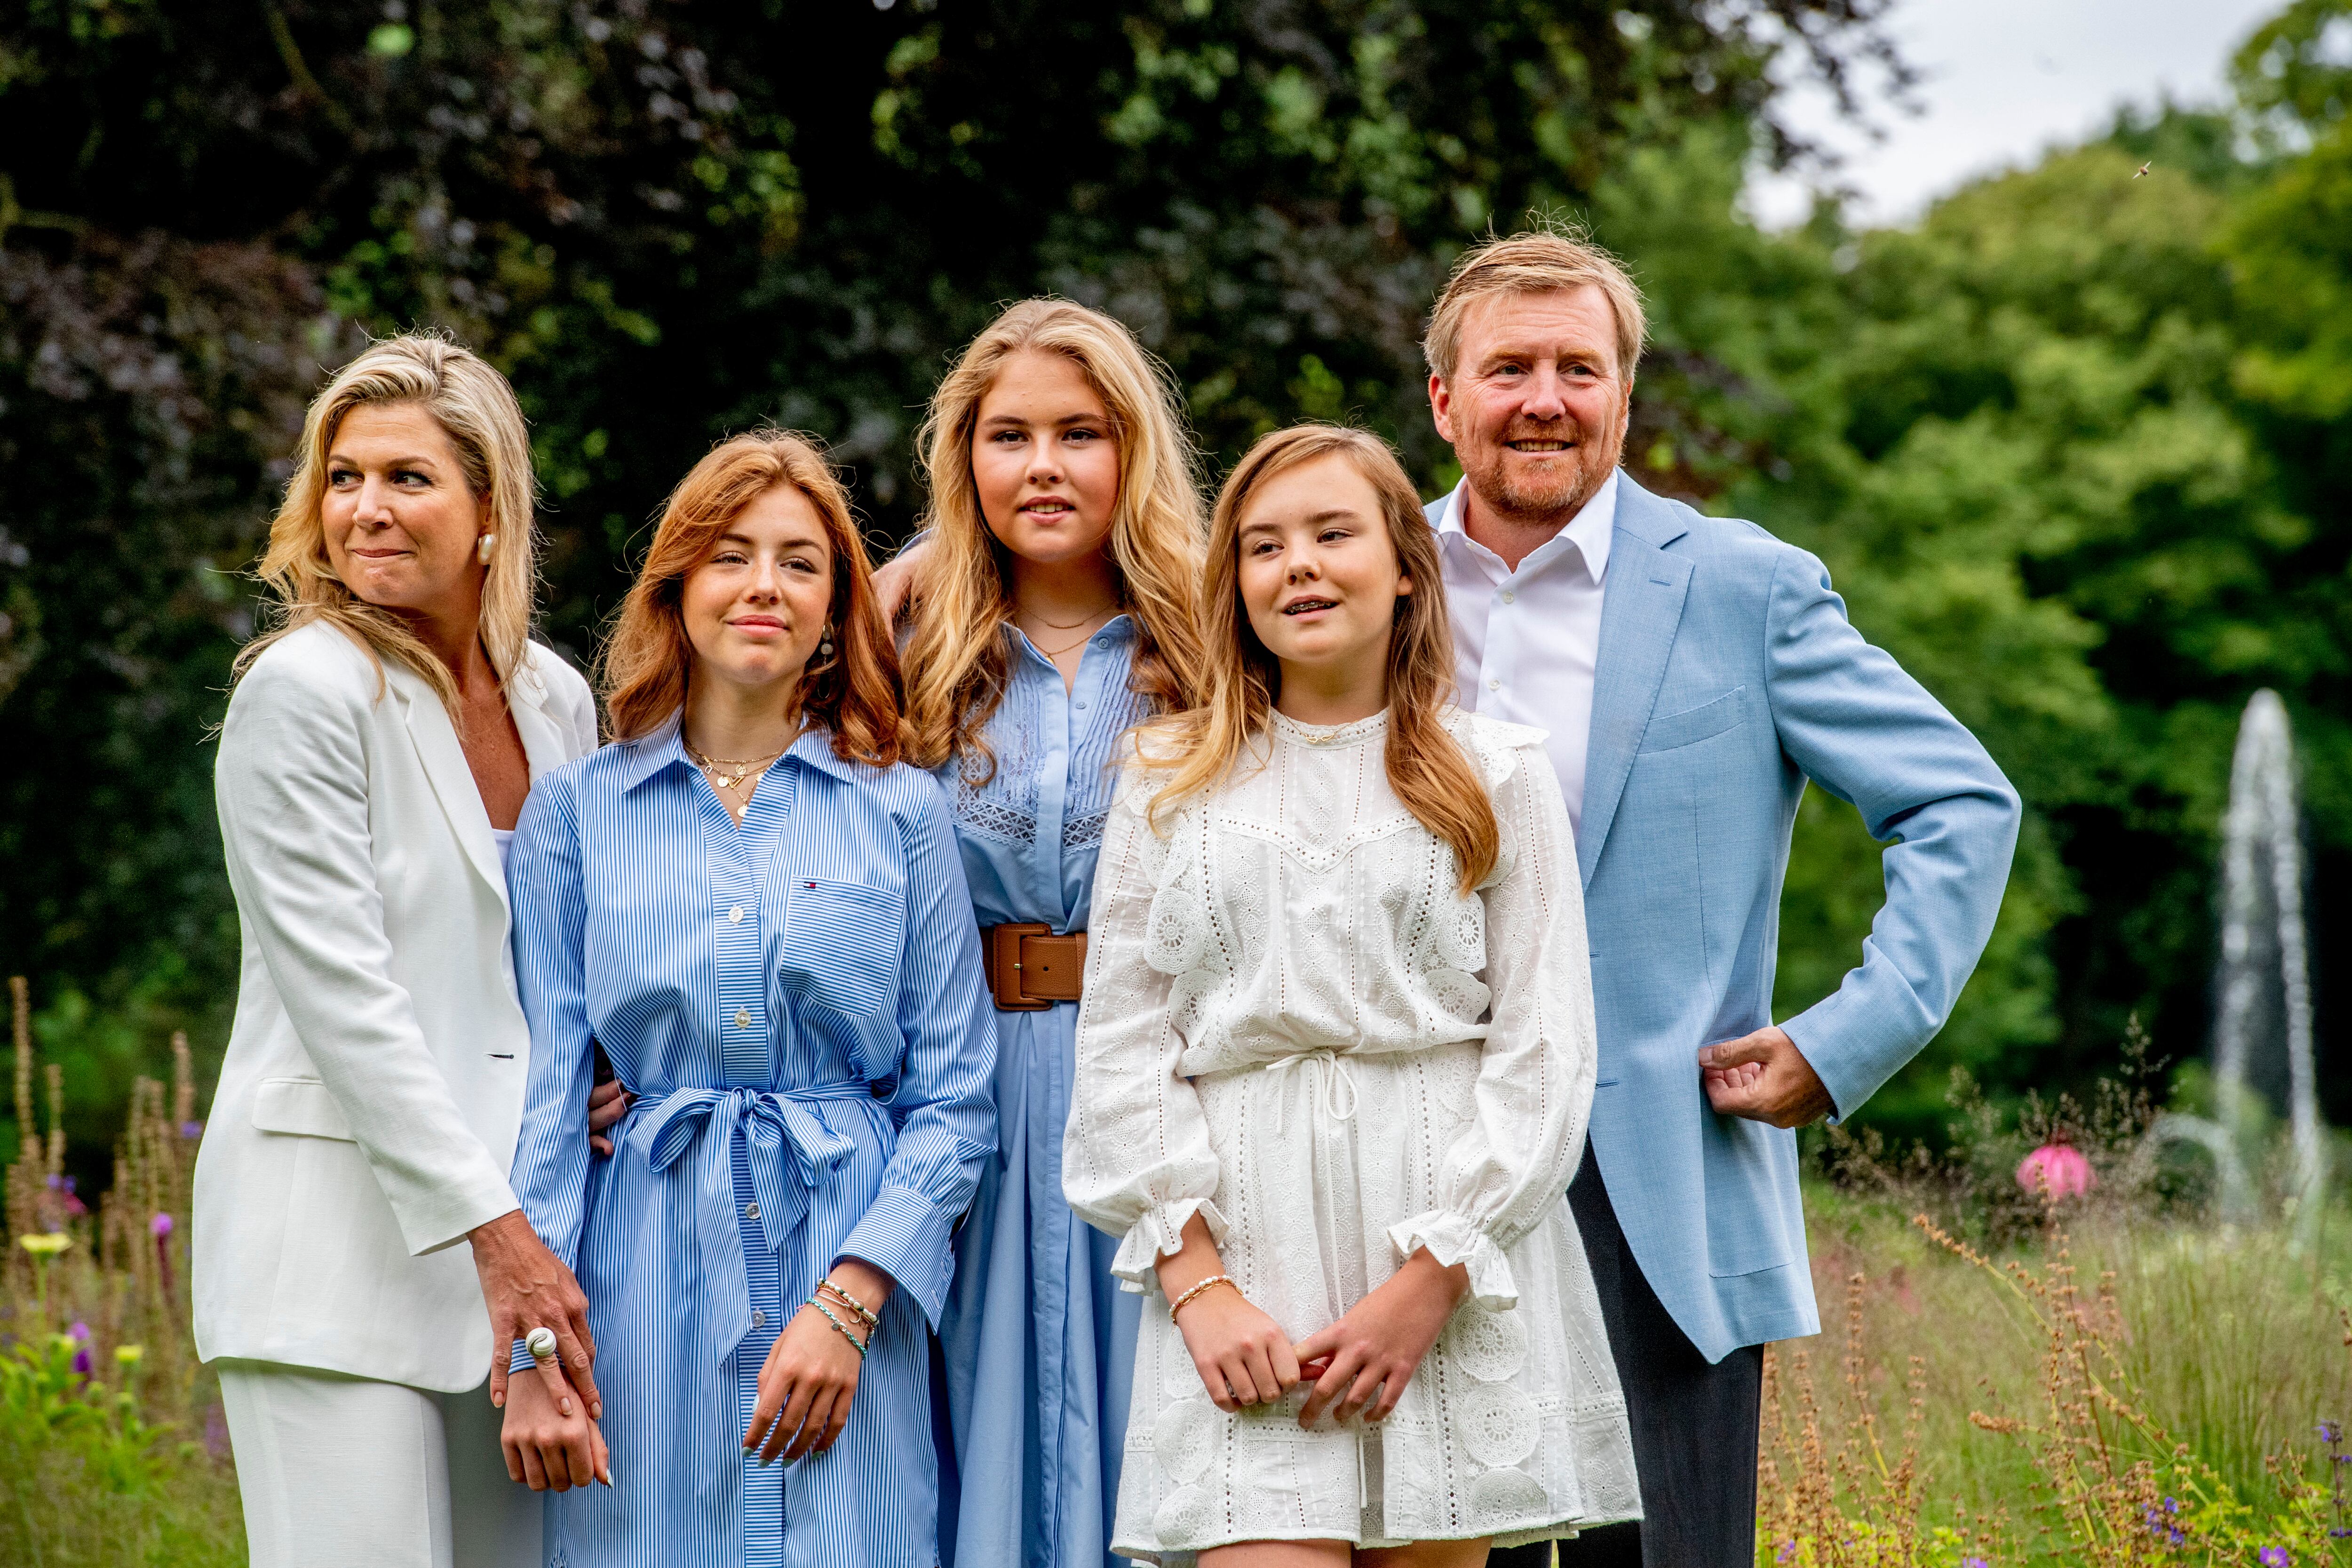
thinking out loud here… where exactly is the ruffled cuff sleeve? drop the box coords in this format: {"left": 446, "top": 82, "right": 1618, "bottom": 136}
{"left": 1389, "top": 1210, "right": 1519, "bottom": 1312}
{"left": 1111, "top": 1198, "right": 1231, "bottom": 1295}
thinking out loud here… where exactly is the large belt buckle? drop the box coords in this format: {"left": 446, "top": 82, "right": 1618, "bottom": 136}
{"left": 987, "top": 922, "right": 1054, "bottom": 1011}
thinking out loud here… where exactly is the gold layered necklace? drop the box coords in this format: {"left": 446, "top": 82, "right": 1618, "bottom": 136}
{"left": 1014, "top": 605, "right": 1116, "bottom": 661}
{"left": 684, "top": 740, "right": 787, "bottom": 795}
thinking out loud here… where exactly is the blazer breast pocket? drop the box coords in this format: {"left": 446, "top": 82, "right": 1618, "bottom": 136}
{"left": 1637, "top": 685, "right": 1749, "bottom": 754}
{"left": 779, "top": 877, "right": 905, "bottom": 1018}
{"left": 251, "top": 1076, "right": 356, "bottom": 1142}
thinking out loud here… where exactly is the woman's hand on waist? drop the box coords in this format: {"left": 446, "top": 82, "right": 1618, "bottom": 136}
{"left": 1292, "top": 1245, "right": 1469, "bottom": 1429}
{"left": 1156, "top": 1212, "right": 1298, "bottom": 1413}
{"left": 471, "top": 1209, "right": 601, "bottom": 1420}
{"left": 585, "top": 1078, "right": 634, "bottom": 1158}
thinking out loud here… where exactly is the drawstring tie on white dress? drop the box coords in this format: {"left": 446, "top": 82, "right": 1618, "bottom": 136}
{"left": 1264, "top": 1047, "right": 1360, "bottom": 1134}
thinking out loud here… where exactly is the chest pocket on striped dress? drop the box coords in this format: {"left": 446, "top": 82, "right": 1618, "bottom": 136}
{"left": 779, "top": 877, "right": 904, "bottom": 1018}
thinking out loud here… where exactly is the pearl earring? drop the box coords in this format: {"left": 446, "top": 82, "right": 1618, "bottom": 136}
{"left": 477, "top": 533, "right": 497, "bottom": 565}
{"left": 818, "top": 627, "right": 835, "bottom": 661}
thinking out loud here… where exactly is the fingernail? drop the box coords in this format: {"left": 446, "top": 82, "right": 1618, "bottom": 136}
{"left": 560, "top": 1399, "right": 573, "bottom": 1415}
{"left": 592, "top": 1403, "right": 603, "bottom": 1419}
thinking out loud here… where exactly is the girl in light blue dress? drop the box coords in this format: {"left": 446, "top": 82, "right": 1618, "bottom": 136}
{"left": 504, "top": 430, "right": 997, "bottom": 1566}
{"left": 897, "top": 300, "right": 1207, "bottom": 1568}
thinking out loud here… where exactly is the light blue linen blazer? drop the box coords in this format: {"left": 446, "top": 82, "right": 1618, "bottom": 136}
{"left": 1428, "top": 474, "right": 2020, "bottom": 1361}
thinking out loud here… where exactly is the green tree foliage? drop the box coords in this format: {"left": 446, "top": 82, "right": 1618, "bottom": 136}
{"left": 0, "top": 0, "right": 1905, "bottom": 1164}
{"left": 3, "top": 0, "right": 2345, "bottom": 1163}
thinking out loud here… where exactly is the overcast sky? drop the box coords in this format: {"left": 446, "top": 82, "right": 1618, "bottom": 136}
{"left": 1744, "top": 0, "right": 2284, "bottom": 229}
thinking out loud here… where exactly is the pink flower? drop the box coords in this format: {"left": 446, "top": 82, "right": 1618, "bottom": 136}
{"left": 149, "top": 1211, "right": 174, "bottom": 1239}
{"left": 2018, "top": 1142, "right": 2095, "bottom": 1200}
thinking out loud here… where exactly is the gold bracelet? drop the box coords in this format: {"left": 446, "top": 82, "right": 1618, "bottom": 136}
{"left": 818, "top": 1279, "right": 881, "bottom": 1330}
{"left": 1168, "top": 1274, "right": 1235, "bottom": 1320}
{"left": 807, "top": 1297, "right": 869, "bottom": 1360}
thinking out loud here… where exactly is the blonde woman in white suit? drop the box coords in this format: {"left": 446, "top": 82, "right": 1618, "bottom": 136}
{"left": 195, "top": 335, "right": 603, "bottom": 1568}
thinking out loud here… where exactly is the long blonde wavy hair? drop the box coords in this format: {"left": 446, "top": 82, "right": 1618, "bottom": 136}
{"left": 901, "top": 299, "right": 1206, "bottom": 778}
{"left": 1140, "top": 425, "right": 1498, "bottom": 894}
{"left": 234, "top": 334, "right": 538, "bottom": 716}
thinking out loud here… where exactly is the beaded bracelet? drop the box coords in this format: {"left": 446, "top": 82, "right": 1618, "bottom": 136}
{"left": 1168, "top": 1274, "right": 1235, "bottom": 1320}
{"left": 807, "top": 1297, "right": 869, "bottom": 1360}
{"left": 817, "top": 1279, "right": 881, "bottom": 1331}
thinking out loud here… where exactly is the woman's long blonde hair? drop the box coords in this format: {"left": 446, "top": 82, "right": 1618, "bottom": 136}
{"left": 234, "top": 334, "right": 538, "bottom": 714}
{"left": 1141, "top": 425, "right": 1498, "bottom": 893}
{"left": 901, "top": 299, "right": 1206, "bottom": 777}
{"left": 601, "top": 430, "right": 905, "bottom": 766}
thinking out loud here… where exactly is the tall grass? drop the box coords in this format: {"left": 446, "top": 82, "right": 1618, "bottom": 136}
{"left": 0, "top": 977, "right": 242, "bottom": 1567}
{"left": 1764, "top": 1028, "right": 2352, "bottom": 1566}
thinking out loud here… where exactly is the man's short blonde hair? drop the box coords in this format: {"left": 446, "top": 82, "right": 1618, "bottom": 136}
{"left": 1422, "top": 228, "right": 1646, "bottom": 385}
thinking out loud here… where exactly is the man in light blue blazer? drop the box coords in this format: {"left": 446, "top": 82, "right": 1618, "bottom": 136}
{"left": 1431, "top": 232, "right": 2020, "bottom": 1568}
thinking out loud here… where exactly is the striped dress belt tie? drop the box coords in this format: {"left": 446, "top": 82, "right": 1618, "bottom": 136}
{"left": 621, "top": 1081, "right": 879, "bottom": 1368}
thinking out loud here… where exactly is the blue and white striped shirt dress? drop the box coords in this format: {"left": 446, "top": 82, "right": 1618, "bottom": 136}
{"left": 507, "top": 715, "right": 998, "bottom": 1568}
{"left": 934, "top": 619, "right": 1149, "bottom": 1568}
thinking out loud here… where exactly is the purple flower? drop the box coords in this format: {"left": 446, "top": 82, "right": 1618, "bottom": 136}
{"left": 2258, "top": 1549, "right": 2288, "bottom": 1568}
{"left": 2164, "top": 1497, "right": 2179, "bottom": 1513}
{"left": 2322, "top": 1420, "right": 2343, "bottom": 1444}
{"left": 43, "top": 1173, "right": 58, "bottom": 1190}
{"left": 1964, "top": 1559, "right": 1988, "bottom": 1568}
{"left": 180, "top": 1120, "right": 203, "bottom": 1139}
{"left": 150, "top": 1211, "right": 174, "bottom": 1238}
{"left": 66, "top": 1321, "right": 89, "bottom": 1343}
{"left": 71, "top": 1347, "right": 90, "bottom": 1377}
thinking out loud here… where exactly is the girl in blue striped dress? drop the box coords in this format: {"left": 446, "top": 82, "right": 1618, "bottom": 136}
{"left": 501, "top": 430, "right": 998, "bottom": 1567}
{"left": 895, "top": 300, "right": 1207, "bottom": 1568}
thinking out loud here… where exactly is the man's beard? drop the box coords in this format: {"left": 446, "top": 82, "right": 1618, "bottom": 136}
{"left": 1465, "top": 422, "right": 1622, "bottom": 525}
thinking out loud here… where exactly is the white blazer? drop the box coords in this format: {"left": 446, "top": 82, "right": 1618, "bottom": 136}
{"left": 193, "top": 620, "right": 598, "bottom": 1393}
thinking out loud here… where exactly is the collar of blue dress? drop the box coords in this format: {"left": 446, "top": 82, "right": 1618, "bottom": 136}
{"left": 617, "top": 708, "right": 874, "bottom": 793}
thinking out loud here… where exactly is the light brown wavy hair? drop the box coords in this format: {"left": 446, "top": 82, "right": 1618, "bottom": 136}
{"left": 901, "top": 298, "right": 1206, "bottom": 779}
{"left": 234, "top": 333, "right": 537, "bottom": 715}
{"left": 603, "top": 430, "right": 903, "bottom": 766}
{"left": 1423, "top": 223, "right": 1647, "bottom": 386}
{"left": 1140, "top": 425, "right": 1498, "bottom": 894}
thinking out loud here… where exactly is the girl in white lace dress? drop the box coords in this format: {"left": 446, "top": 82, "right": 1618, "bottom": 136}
{"left": 1065, "top": 426, "right": 1639, "bottom": 1565}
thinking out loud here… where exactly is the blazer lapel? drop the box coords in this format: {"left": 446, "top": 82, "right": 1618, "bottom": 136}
{"left": 1577, "top": 477, "right": 1694, "bottom": 887}
{"left": 386, "top": 661, "right": 507, "bottom": 905}
{"left": 506, "top": 650, "right": 572, "bottom": 784}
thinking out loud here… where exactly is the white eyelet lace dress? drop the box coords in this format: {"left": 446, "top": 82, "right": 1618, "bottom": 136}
{"left": 1063, "top": 708, "right": 1640, "bottom": 1562}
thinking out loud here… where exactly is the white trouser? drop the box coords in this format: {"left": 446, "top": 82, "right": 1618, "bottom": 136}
{"left": 217, "top": 1361, "right": 542, "bottom": 1568}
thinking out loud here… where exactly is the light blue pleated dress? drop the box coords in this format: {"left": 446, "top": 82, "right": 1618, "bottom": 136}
{"left": 935, "top": 620, "right": 1148, "bottom": 1568}
{"left": 508, "top": 717, "right": 998, "bottom": 1568}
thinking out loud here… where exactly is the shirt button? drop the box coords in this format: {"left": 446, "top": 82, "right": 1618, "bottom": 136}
{"left": 727, "top": 905, "right": 745, "bottom": 924}
{"left": 1488, "top": 677, "right": 1502, "bottom": 692}
{"left": 1501, "top": 590, "right": 1516, "bottom": 605}
{"left": 733, "top": 1007, "right": 751, "bottom": 1029}
{"left": 745, "top": 1202, "right": 760, "bottom": 1220}
{"left": 1075, "top": 700, "right": 1089, "bottom": 711}
{"left": 752, "top": 1308, "right": 767, "bottom": 1329}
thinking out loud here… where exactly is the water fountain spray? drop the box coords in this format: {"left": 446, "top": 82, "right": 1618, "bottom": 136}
{"left": 2143, "top": 689, "right": 2323, "bottom": 1241}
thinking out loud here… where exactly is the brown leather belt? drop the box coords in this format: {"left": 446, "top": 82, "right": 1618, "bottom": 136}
{"left": 982, "top": 923, "right": 1087, "bottom": 1011}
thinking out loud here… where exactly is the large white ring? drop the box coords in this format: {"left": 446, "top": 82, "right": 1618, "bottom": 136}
{"left": 525, "top": 1327, "right": 559, "bottom": 1364}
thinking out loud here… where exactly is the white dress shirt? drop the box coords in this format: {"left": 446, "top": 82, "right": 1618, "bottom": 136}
{"left": 1435, "top": 469, "right": 1618, "bottom": 839}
